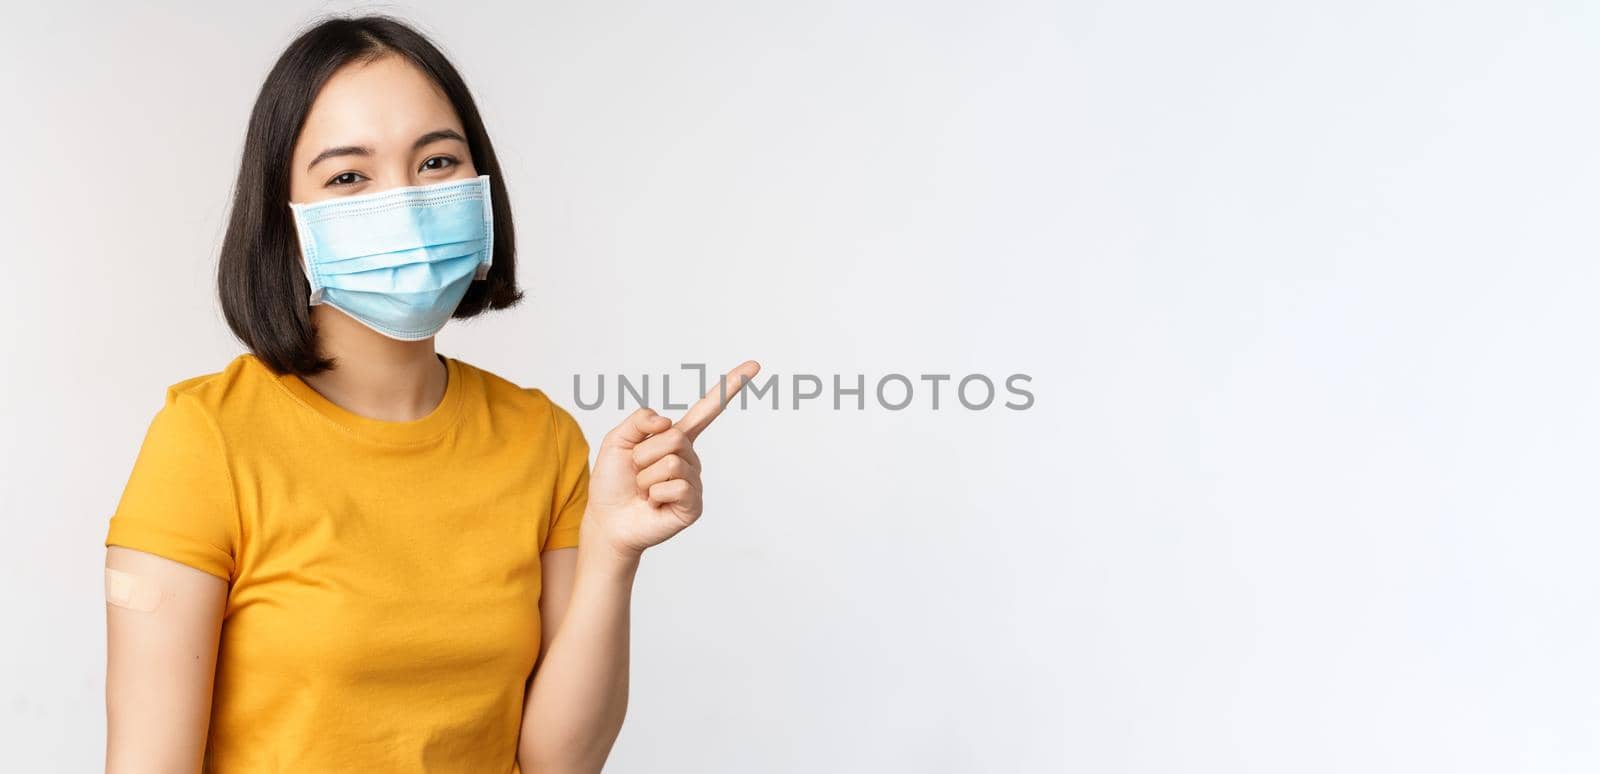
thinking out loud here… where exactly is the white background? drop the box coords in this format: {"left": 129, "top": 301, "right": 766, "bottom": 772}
{"left": 3, "top": 1, "right": 1597, "bottom": 771}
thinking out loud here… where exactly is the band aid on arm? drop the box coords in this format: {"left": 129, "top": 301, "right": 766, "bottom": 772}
{"left": 105, "top": 567, "right": 164, "bottom": 612}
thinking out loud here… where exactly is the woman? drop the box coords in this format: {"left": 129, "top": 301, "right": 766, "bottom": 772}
{"left": 102, "top": 15, "right": 757, "bottom": 773}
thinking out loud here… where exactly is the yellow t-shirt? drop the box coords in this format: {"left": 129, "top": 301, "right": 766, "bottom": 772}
{"left": 104, "top": 352, "right": 590, "bottom": 773}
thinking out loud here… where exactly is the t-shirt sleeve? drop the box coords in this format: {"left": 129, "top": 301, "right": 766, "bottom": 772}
{"left": 104, "top": 390, "right": 240, "bottom": 582}
{"left": 542, "top": 400, "right": 590, "bottom": 553}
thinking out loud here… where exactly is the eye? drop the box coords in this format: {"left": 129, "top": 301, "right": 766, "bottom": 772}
{"left": 326, "top": 171, "right": 367, "bottom": 187}
{"left": 420, "top": 155, "right": 458, "bottom": 172}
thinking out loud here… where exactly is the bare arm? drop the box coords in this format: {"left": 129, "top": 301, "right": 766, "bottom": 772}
{"left": 534, "top": 547, "right": 579, "bottom": 669}
{"left": 104, "top": 545, "right": 227, "bottom": 773}
{"left": 517, "top": 360, "right": 759, "bottom": 773}
{"left": 518, "top": 542, "right": 638, "bottom": 773}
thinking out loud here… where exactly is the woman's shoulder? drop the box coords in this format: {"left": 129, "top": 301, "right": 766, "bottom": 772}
{"left": 125, "top": 353, "right": 274, "bottom": 459}
{"left": 153, "top": 353, "right": 271, "bottom": 413}
{"left": 455, "top": 357, "right": 587, "bottom": 437}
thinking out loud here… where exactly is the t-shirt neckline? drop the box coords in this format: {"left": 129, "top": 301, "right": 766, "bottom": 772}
{"left": 266, "top": 353, "right": 467, "bottom": 445}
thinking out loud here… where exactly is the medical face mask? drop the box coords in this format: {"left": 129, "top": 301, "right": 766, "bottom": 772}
{"left": 288, "top": 174, "right": 494, "bottom": 341}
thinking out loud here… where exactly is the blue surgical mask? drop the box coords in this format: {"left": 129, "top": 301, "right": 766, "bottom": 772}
{"left": 289, "top": 175, "right": 494, "bottom": 341}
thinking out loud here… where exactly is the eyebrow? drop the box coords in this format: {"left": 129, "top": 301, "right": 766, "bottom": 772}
{"left": 306, "top": 128, "right": 468, "bottom": 172}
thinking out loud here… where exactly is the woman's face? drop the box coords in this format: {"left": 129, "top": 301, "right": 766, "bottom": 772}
{"left": 289, "top": 54, "right": 478, "bottom": 205}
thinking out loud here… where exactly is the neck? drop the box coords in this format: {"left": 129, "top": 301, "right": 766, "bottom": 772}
{"left": 301, "top": 306, "right": 450, "bottom": 422}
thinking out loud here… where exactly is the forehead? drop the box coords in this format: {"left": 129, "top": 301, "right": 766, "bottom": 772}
{"left": 294, "top": 54, "right": 464, "bottom": 158}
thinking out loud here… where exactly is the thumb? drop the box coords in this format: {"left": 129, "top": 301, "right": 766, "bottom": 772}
{"left": 601, "top": 407, "right": 671, "bottom": 451}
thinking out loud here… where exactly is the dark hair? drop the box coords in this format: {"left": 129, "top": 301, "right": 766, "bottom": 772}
{"left": 218, "top": 14, "right": 523, "bottom": 375}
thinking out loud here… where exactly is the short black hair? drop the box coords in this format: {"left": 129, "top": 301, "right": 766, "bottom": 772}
{"left": 218, "top": 14, "right": 523, "bottom": 376}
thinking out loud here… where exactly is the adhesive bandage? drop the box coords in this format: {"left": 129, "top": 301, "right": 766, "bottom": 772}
{"left": 105, "top": 567, "right": 164, "bottom": 612}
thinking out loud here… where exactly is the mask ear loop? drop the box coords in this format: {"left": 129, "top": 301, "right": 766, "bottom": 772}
{"left": 474, "top": 174, "right": 494, "bottom": 281}
{"left": 286, "top": 200, "right": 327, "bottom": 305}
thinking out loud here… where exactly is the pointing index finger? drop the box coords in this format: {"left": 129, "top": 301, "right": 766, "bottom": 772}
{"left": 674, "top": 360, "right": 761, "bottom": 441}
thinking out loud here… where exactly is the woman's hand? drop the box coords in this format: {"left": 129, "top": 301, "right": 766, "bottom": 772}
{"left": 582, "top": 360, "right": 761, "bottom": 561}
